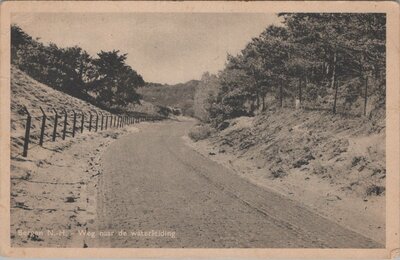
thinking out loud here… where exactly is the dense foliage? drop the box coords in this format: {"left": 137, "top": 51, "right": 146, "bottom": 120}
{"left": 11, "top": 25, "right": 144, "bottom": 109}
{"left": 138, "top": 80, "right": 200, "bottom": 116}
{"left": 193, "top": 13, "right": 386, "bottom": 125}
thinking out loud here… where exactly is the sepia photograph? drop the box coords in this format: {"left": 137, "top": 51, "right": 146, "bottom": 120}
{"left": 0, "top": 1, "right": 399, "bottom": 258}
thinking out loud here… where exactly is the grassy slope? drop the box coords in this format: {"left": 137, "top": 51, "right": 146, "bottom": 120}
{"left": 10, "top": 67, "right": 158, "bottom": 156}
{"left": 207, "top": 108, "right": 385, "bottom": 197}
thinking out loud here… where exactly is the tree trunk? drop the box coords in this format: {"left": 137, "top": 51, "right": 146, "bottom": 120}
{"left": 256, "top": 89, "right": 260, "bottom": 110}
{"left": 298, "top": 78, "right": 302, "bottom": 105}
{"left": 279, "top": 80, "right": 283, "bottom": 108}
{"left": 250, "top": 99, "right": 255, "bottom": 115}
{"left": 331, "top": 51, "right": 338, "bottom": 114}
{"left": 262, "top": 94, "right": 266, "bottom": 111}
{"left": 304, "top": 74, "right": 308, "bottom": 107}
{"left": 364, "top": 76, "right": 368, "bottom": 116}
{"left": 333, "top": 80, "right": 339, "bottom": 114}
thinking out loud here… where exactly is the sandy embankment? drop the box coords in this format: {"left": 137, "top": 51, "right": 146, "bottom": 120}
{"left": 10, "top": 126, "right": 139, "bottom": 247}
{"left": 183, "top": 115, "right": 385, "bottom": 245}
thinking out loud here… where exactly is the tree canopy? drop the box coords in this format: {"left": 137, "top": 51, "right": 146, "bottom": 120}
{"left": 193, "top": 13, "right": 386, "bottom": 125}
{"left": 11, "top": 24, "right": 144, "bottom": 109}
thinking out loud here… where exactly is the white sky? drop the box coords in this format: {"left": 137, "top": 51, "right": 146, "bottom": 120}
{"left": 12, "top": 13, "right": 281, "bottom": 84}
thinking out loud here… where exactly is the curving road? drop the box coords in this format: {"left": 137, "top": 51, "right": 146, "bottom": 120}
{"left": 95, "top": 119, "right": 382, "bottom": 248}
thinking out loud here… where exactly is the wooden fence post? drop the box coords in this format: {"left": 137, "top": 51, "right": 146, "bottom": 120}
{"left": 39, "top": 107, "right": 46, "bottom": 146}
{"left": 22, "top": 106, "right": 31, "bottom": 157}
{"left": 52, "top": 108, "right": 58, "bottom": 141}
{"left": 95, "top": 111, "right": 99, "bottom": 132}
{"left": 100, "top": 113, "right": 104, "bottom": 131}
{"left": 105, "top": 115, "right": 108, "bottom": 130}
{"left": 81, "top": 111, "right": 85, "bottom": 133}
{"left": 88, "top": 112, "right": 92, "bottom": 132}
{"left": 72, "top": 110, "right": 77, "bottom": 137}
{"left": 62, "top": 108, "right": 67, "bottom": 140}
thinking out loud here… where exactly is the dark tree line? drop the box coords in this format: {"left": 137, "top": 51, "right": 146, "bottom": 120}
{"left": 194, "top": 13, "right": 386, "bottom": 124}
{"left": 11, "top": 25, "right": 145, "bottom": 109}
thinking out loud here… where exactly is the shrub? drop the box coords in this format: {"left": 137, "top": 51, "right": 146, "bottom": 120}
{"left": 270, "top": 167, "right": 287, "bottom": 178}
{"left": 188, "top": 125, "right": 214, "bottom": 142}
{"left": 365, "top": 184, "right": 385, "bottom": 196}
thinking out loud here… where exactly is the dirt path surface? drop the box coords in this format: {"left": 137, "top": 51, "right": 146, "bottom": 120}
{"left": 94, "top": 119, "right": 382, "bottom": 248}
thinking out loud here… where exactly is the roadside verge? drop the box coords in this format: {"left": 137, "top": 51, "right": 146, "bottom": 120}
{"left": 10, "top": 126, "right": 139, "bottom": 247}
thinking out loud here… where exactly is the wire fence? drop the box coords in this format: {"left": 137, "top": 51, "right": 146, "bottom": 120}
{"left": 11, "top": 106, "right": 161, "bottom": 158}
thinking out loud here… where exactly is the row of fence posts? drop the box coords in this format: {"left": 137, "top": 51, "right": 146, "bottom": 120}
{"left": 21, "top": 106, "right": 152, "bottom": 157}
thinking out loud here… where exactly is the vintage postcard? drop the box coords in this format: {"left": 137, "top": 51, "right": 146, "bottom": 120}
{"left": 0, "top": 1, "right": 399, "bottom": 258}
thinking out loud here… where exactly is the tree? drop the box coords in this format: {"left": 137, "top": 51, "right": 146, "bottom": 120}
{"left": 198, "top": 13, "right": 386, "bottom": 124}
{"left": 11, "top": 25, "right": 145, "bottom": 109}
{"left": 280, "top": 13, "right": 385, "bottom": 114}
{"left": 193, "top": 72, "right": 220, "bottom": 121}
{"left": 257, "top": 25, "right": 291, "bottom": 108}
{"left": 92, "top": 50, "right": 144, "bottom": 107}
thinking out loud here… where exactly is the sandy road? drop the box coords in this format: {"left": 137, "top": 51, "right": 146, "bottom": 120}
{"left": 95, "top": 119, "right": 382, "bottom": 248}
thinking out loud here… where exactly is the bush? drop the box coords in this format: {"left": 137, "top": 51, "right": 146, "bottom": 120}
{"left": 365, "top": 184, "right": 385, "bottom": 196}
{"left": 188, "top": 125, "right": 214, "bottom": 142}
{"left": 217, "top": 121, "right": 230, "bottom": 131}
{"left": 271, "top": 167, "right": 287, "bottom": 178}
